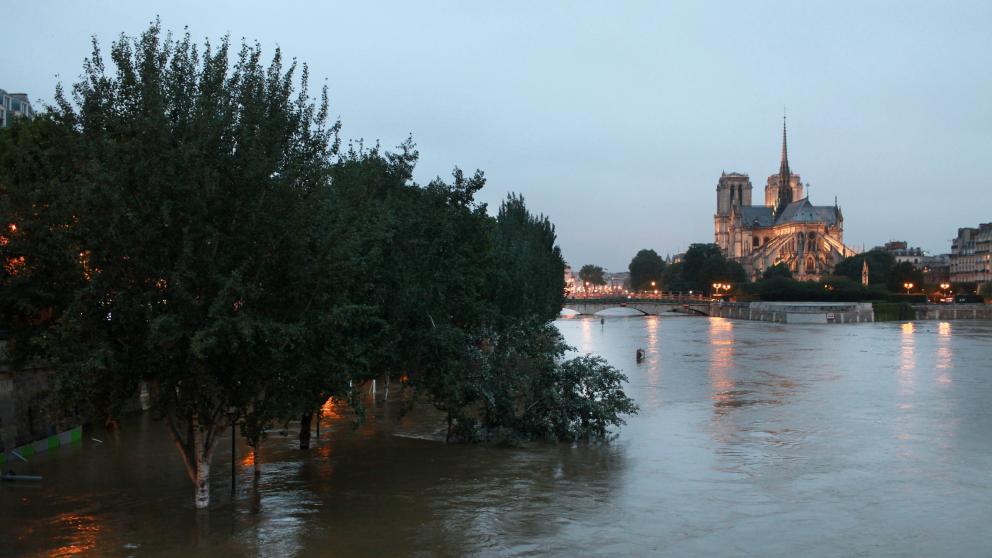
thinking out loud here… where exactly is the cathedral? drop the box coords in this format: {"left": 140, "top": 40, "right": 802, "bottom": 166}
{"left": 714, "top": 119, "right": 855, "bottom": 281}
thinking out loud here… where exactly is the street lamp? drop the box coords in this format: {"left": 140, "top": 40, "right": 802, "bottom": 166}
{"left": 903, "top": 282, "right": 914, "bottom": 294}
{"left": 940, "top": 283, "right": 950, "bottom": 291}
{"left": 712, "top": 283, "right": 731, "bottom": 297}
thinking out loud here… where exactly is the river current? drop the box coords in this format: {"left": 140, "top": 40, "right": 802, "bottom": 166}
{"left": 3, "top": 315, "right": 991, "bottom": 556}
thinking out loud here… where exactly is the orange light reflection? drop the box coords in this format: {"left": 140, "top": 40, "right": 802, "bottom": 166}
{"left": 48, "top": 512, "right": 101, "bottom": 556}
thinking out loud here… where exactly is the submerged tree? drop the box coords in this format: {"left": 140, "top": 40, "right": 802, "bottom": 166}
{"left": 0, "top": 22, "right": 340, "bottom": 508}
{"left": 2, "top": 22, "right": 638, "bottom": 509}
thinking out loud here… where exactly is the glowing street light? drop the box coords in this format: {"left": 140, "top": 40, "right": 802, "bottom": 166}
{"left": 712, "top": 283, "right": 731, "bottom": 297}
{"left": 903, "top": 282, "right": 914, "bottom": 294}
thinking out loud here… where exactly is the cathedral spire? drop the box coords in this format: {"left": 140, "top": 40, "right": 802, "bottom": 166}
{"left": 780, "top": 114, "right": 790, "bottom": 178}
{"left": 774, "top": 114, "right": 794, "bottom": 218}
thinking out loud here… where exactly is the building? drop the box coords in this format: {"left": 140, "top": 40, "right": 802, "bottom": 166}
{"left": 605, "top": 271, "right": 630, "bottom": 290}
{"left": 875, "top": 240, "right": 926, "bottom": 266}
{"left": 920, "top": 254, "right": 950, "bottom": 285}
{"left": 0, "top": 89, "right": 35, "bottom": 128}
{"left": 714, "top": 119, "right": 855, "bottom": 281}
{"left": 950, "top": 223, "right": 992, "bottom": 287}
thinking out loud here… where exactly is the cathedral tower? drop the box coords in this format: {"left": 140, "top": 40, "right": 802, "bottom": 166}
{"left": 714, "top": 172, "right": 752, "bottom": 251}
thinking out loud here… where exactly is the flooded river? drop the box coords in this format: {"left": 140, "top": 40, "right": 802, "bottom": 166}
{"left": 3, "top": 316, "right": 992, "bottom": 556}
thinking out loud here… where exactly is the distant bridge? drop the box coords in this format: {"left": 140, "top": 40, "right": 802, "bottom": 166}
{"left": 562, "top": 296, "right": 713, "bottom": 316}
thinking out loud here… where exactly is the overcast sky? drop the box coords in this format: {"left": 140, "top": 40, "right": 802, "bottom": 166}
{"left": 4, "top": 1, "right": 990, "bottom": 270}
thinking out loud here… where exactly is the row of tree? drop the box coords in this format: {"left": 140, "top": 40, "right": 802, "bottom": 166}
{"left": 574, "top": 244, "right": 745, "bottom": 294}
{"left": 0, "top": 23, "right": 635, "bottom": 509}
{"left": 578, "top": 243, "right": 950, "bottom": 300}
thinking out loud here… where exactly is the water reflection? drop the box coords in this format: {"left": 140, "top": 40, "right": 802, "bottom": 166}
{"left": 899, "top": 321, "right": 916, "bottom": 385}
{"left": 48, "top": 512, "right": 101, "bottom": 556}
{"left": 645, "top": 315, "right": 658, "bottom": 354}
{"left": 936, "top": 322, "right": 952, "bottom": 384}
{"left": 708, "top": 317, "right": 736, "bottom": 411}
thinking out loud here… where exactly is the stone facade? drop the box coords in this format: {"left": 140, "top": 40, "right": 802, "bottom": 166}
{"left": 950, "top": 223, "right": 992, "bottom": 287}
{"left": 714, "top": 120, "right": 855, "bottom": 281}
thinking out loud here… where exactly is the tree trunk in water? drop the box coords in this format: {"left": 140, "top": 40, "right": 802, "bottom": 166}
{"left": 253, "top": 447, "right": 262, "bottom": 477}
{"left": 299, "top": 411, "right": 312, "bottom": 450}
{"left": 139, "top": 380, "right": 151, "bottom": 411}
{"left": 194, "top": 425, "right": 212, "bottom": 509}
{"left": 167, "top": 412, "right": 221, "bottom": 510}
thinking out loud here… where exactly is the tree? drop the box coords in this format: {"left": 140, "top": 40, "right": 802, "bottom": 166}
{"left": 2, "top": 23, "right": 639, "bottom": 508}
{"left": 886, "top": 261, "right": 925, "bottom": 293}
{"left": 0, "top": 23, "right": 341, "bottom": 508}
{"left": 578, "top": 264, "right": 606, "bottom": 288}
{"left": 833, "top": 250, "right": 896, "bottom": 287}
{"left": 628, "top": 249, "right": 665, "bottom": 292}
{"left": 490, "top": 194, "right": 565, "bottom": 324}
{"left": 670, "top": 243, "right": 746, "bottom": 292}
{"left": 762, "top": 262, "right": 793, "bottom": 280}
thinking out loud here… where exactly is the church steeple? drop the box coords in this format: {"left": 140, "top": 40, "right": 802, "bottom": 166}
{"left": 774, "top": 115, "right": 794, "bottom": 217}
{"left": 779, "top": 115, "right": 790, "bottom": 178}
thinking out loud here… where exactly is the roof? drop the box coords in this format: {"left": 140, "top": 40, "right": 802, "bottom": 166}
{"left": 740, "top": 206, "right": 774, "bottom": 228}
{"left": 775, "top": 198, "right": 840, "bottom": 226}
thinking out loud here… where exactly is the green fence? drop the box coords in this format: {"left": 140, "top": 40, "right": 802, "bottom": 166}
{"left": 1, "top": 425, "right": 82, "bottom": 466}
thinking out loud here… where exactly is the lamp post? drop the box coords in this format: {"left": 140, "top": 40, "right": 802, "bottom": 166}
{"left": 227, "top": 406, "right": 238, "bottom": 494}
{"left": 712, "top": 282, "right": 731, "bottom": 298}
{"left": 903, "top": 282, "right": 914, "bottom": 294}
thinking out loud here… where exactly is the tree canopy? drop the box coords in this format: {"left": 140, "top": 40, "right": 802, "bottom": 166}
{"left": 628, "top": 249, "right": 665, "bottom": 291}
{"left": 762, "top": 262, "right": 793, "bottom": 281}
{"left": 667, "top": 243, "right": 746, "bottom": 292}
{"left": 578, "top": 264, "right": 606, "bottom": 287}
{"left": 0, "top": 22, "right": 635, "bottom": 508}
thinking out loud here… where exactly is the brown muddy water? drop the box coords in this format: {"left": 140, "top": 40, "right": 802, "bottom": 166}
{"left": 2, "top": 316, "right": 992, "bottom": 557}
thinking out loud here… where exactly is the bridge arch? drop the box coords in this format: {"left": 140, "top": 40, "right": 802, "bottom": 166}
{"left": 561, "top": 305, "right": 651, "bottom": 316}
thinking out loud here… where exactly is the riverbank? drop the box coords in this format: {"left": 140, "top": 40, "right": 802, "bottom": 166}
{"left": 708, "top": 301, "right": 992, "bottom": 324}
{"left": 708, "top": 301, "right": 874, "bottom": 324}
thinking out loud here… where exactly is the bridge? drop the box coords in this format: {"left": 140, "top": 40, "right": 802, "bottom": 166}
{"left": 562, "top": 296, "right": 713, "bottom": 316}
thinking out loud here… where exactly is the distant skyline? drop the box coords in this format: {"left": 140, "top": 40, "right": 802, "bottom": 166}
{"left": 4, "top": 1, "right": 990, "bottom": 270}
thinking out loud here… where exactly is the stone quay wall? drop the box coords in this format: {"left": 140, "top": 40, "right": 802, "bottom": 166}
{"left": 911, "top": 304, "right": 992, "bottom": 321}
{"left": 708, "top": 302, "right": 875, "bottom": 324}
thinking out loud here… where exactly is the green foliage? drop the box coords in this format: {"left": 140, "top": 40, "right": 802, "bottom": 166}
{"left": 578, "top": 264, "right": 606, "bottom": 286}
{"left": 755, "top": 276, "right": 888, "bottom": 301}
{"left": 762, "top": 262, "right": 793, "bottom": 280}
{"left": 833, "top": 249, "right": 895, "bottom": 286}
{"left": 0, "top": 23, "right": 348, "bottom": 505}
{"left": 524, "top": 354, "right": 638, "bottom": 442}
{"left": 1, "top": 23, "right": 638, "bottom": 506}
{"left": 491, "top": 194, "right": 566, "bottom": 324}
{"left": 628, "top": 249, "right": 665, "bottom": 292}
{"left": 446, "top": 323, "right": 637, "bottom": 444}
{"left": 667, "top": 243, "right": 746, "bottom": 292}
{"left": 886, "top": 261, "right": 925, "bottom": 293}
